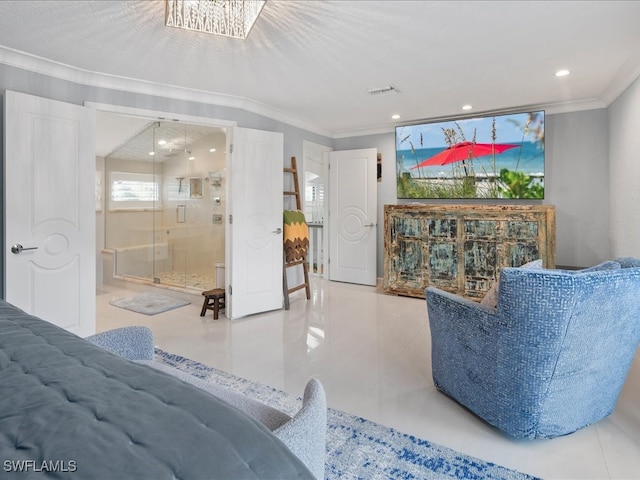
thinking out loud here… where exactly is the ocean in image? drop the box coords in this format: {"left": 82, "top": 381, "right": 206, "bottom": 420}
{"left": 397, "top": 141, "right": 544, "bottom": 179}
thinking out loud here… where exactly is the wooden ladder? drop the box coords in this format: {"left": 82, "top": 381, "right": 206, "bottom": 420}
{"left": 284, "top": 156, "right": 302, "bottom": 209}
{"left": 283, "top": 156, "right": 311, "bottom": 310}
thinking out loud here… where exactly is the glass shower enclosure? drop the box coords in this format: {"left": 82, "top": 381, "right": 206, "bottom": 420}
{"left": 104, "top": 120, "right": 226, "bottom": 293}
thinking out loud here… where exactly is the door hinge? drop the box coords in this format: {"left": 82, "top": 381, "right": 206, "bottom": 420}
{"left": 230, "top": 144, "right": 234, "bottom": 154}
{"left": 229, "top": 214, "right": 233, "bottom": 224}
{"left": 229, "top": 285, "right": 232, "bottom": 295}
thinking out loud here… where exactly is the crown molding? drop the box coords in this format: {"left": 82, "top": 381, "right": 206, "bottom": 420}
{"left": 333, "top": 98, "right": 608, "bottom": 139}
{"left": 0, "top": 46, "right": 334, "bottom": 139}
{"left": 1, "top": 45, "right": 632, "bottom": 141}
{"left": 601, "top": 43, "right": 640, "bottom": 106}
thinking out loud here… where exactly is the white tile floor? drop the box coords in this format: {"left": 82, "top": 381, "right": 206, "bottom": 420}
{"left": 96, "top": 277, "right": 640, "bottom": 480}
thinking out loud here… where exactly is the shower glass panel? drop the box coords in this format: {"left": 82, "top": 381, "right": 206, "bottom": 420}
{"left": 105, "top": 119, "right": 226, "bottom": 293}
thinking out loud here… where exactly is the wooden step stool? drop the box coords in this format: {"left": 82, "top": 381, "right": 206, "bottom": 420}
{"left": 200, "top": 288, "right": 226, "bottom": 320}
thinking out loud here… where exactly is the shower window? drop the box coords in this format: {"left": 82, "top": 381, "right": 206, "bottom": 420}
{"left": 109, "top": 171, "right": 161, "bottom": 211}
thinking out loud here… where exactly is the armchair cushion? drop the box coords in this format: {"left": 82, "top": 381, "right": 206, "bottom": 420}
{"left": 480, "top": 258, "right": 543, "bottom": 308}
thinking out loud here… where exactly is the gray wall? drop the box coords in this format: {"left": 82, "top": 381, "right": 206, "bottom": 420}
{"left": 0, "top": 64, "right": 333, "bottom": 165}
{"left": 336, "top": 110, "right": 613, "bottom": 275}
{"left": 609, "top": 74, "right": 640, "bottom": 258}
{"left": 2, "top": 62, "right": 637, "bottom": 287}
{"left": 545, "top": 109, "right": 610, "bottom": 267}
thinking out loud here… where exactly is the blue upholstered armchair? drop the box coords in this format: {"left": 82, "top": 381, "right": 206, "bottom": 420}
{"left": 426, "top": 261, "right": 640, "bottom": 439}
{"left": 86, "top": 326, "right": 326, "bottom": 478}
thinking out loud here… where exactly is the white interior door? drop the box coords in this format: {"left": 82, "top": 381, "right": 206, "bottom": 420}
{"left": 328, "top": 148, "right": 377, "bottom": 286}
{"left": 303, "top": 141, "right": 333, "bottom": 278}
{"left": 4, "top": 91, "right": 95, "bottom": 336}
{"left": 228, "top": 127, "right": 283, "bottom": 318}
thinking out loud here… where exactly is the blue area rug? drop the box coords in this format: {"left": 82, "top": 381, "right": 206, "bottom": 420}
{"left": 155, "top": 349, "right": 539, "bottom": 480}
{"left": 109, "top": 293, "right": 190, "bottom": 315}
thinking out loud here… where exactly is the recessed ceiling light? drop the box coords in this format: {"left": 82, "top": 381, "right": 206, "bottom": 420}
{"left": 462, "top": 105, "right": 473, "bottom": 111}
{"left": 188, "top": 156, "right": 195, "bottom": 161}
{"left": 555, "top": 69, "right": 570, "bottom": 77}
{"left": 158, "top": 139, "right": 167, "bottom": 146}
{"left": 209, "top": 148, "right": 216, "bottom": 153}
{"left": 391, "top": 114, "right": 401, "bottom": 120}
{"left": 148, "top": 151, "right": 155, "bottom": 156}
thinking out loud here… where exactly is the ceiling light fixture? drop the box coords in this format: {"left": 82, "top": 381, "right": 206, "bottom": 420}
{"left": 391, "top": 114, "right": 401, "bottom": 120}
{"left": 165, "top": 0, "right": 266, "bottom": 40}
{"left": 555, "top": 69, "right": 570, "bottom": 77}
{"left": 462, "top": 104, "right": 473, "bottom": 111}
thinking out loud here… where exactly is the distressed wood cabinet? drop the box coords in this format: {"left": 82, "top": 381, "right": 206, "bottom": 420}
{"left": 383, "top": 204, "right": 556, "bottom": 299}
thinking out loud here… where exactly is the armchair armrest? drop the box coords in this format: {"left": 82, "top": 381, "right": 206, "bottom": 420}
{"left": 425, "top": 287, "right": 498, "bottom": 344}
{"left": 85, "top": 326, "right": 154, "bottom": 360}
{"left": 425, "top": 287, "right": 500, "bottom": 417}
{"left": 274, "top": 379, "right": 327, "bottom": 480}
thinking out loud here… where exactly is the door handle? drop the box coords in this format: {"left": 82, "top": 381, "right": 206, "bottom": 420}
{"left": 11, "top": 244, "right": 38, "bottom": 254}
{"left": 273, "top": 228, "right": 283, "bottom": 234}
{"left": 364, "top": 223, "right": 376, "bottom": 227}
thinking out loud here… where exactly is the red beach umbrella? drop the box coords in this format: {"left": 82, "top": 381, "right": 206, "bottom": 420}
{"left": 411, "top": 142, "right": 519, "bottom": 169}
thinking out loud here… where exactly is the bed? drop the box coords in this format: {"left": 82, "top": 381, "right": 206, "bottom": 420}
{"left": 0, "top": 300, "right": 314, "bottom": 479}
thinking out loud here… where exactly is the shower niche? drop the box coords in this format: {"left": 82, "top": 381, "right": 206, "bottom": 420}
{"left": 103, "top": 120, "right": 226, "bottom": 293}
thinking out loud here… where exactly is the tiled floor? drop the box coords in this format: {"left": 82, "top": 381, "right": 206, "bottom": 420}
{"left": 96, "top": 277, "right": 640, "bottom": 479}
{"left": 139, "top": 271, "right": 215, "bottom": 291}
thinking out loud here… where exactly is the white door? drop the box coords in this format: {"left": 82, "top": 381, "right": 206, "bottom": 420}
{"left": 4, "top": 91, "right": 95, "bottom": 336}
{"left": 328, "top": 148, "right": 377, "bottom": 286}
{"left": 228, "top": 127, "right": 283, "bottom": 318}
{"left": 303, "top": 141, "right": 332, "bottom": 278}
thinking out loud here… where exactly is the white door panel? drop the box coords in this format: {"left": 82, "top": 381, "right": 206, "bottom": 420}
{"left": 229, "top": 127, "right": 283, "bottom": 318}
{"left": 5, "top": 91, "right": 95, "bottom": 336}
{"left": 329, "top": 148, "right": 377, "bottom": 286}
{"left": 302, "top": 141, "right": 332, "bottom": 279}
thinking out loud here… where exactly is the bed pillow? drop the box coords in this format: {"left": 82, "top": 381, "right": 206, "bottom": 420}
{"left": 480, "top": 259, "right": 543, "bottom": 309}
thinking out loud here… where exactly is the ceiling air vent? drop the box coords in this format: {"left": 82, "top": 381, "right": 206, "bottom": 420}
{"left": 366, "top": 85, "right": 400, "bottom": 96}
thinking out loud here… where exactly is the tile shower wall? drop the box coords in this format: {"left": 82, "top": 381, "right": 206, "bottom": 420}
{"left": 160, "top": 132, "right": 226, "bottom": 283}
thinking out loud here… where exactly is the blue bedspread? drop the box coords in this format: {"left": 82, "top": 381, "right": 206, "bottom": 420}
{"left": 0, "top": 301, "right": 313, "bottom": 479}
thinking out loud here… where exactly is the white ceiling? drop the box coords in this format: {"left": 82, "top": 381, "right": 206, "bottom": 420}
{"left": 1, "top": 1, "right": 640, "bottom": 138}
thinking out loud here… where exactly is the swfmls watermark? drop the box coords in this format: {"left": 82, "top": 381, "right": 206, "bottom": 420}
{"left": 3, "top": 460, "right": 77, "bottom": 473}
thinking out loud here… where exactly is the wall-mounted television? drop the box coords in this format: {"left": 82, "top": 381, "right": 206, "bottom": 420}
{"left": 395, "top": 111, "right": 544, "bottom": 199}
